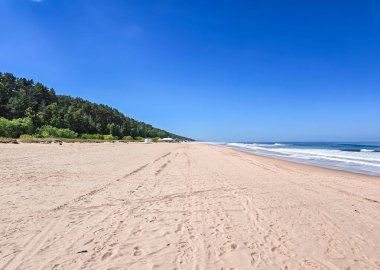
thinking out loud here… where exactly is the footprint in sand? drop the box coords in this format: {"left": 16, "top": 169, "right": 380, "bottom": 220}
{"left": 250, "top": 252, "right": 260, "bottom": 266}
{"left": 101, "top": 251, "right": 112, "bottom": 260}
{"left": 134, "top": 246, "right": 142, "bottom": 256}
{"left": 219, "top": 242, "right": 238, "bottom": 255}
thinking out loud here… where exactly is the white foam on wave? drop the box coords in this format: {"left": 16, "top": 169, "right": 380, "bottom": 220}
{"left": 255, "top": 143, "right": 286, "bottom": 147}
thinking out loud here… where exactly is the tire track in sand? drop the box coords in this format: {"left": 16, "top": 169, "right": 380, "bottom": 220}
{"left": 2, "top": 152, "right": 173, "bottom": 270}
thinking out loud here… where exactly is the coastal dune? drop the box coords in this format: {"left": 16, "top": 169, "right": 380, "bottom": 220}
{"left": 0, "top": 142, "right": 379, "bottom": 269}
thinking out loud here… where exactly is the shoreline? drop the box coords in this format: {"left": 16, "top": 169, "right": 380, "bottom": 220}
{"left": 205, "top": 142, "right": 380, "bottom": 178}
{"left": 209, "top": 142, "right": 380, "bottom": 181}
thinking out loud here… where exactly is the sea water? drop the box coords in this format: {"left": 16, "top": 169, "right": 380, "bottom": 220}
{"left": 209, "top": 142, "right": 380, "bottom": 176}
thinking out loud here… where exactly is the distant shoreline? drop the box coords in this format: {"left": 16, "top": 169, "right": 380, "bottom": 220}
{"left": 203, "top": 141, "right": 380, "bottom": 177}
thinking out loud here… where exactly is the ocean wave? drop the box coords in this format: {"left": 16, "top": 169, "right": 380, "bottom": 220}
{"left": 339, "top": 143, "right": 377, "bottom": 148}
{"left": 223, "top": 142, "right": 380, "bottom": 175}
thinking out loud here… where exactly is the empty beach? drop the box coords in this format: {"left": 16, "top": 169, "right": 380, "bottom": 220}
{"left": 1, "top": 142, "right": 379, "bottom": 269}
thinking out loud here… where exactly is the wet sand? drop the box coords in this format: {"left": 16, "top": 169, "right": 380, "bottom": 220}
{"left": 0, "top": 142, "right": 379, "bottom": 269}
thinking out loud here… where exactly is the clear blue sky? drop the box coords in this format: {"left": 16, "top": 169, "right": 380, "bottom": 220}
{"left": 1, "top": 0, "right": 379, "bottom": 141}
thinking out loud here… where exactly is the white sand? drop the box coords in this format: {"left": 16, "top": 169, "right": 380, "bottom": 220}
{"left": 0, "top": 142, "right": 379, "bottom": 269}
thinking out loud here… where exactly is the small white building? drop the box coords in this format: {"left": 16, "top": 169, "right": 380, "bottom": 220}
{"left": 144, "top": 138, "right": 152, "bottom": 144}
{"left": 159, "top": 137, "right": 174, "bottom": 142}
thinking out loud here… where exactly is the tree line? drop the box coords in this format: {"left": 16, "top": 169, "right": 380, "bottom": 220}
{"left": 0, "top": 72, "right": 191, "bottom": 140}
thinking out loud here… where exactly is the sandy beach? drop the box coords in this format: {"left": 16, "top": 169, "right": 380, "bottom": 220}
{"left": 0, "top": 142, "right": 379, "bottom": 270}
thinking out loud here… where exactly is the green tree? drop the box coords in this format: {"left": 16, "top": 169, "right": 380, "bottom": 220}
{"left": 0, "top": 73, "right": 192, "bottom": 141}
{"left": 0, "top": 117, "right": 34, "bottom": 138}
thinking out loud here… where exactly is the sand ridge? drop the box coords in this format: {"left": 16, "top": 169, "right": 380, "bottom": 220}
{"left": 0, "top": 142, "right": 379, "bottom": 269}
